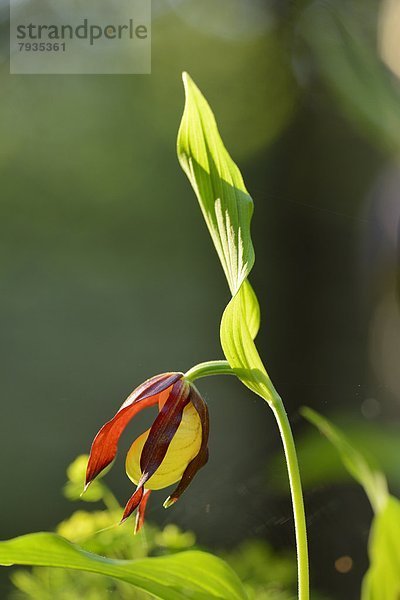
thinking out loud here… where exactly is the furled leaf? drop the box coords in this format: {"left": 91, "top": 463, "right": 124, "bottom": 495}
{"left": 241, "top": 280, "right": 260, "bottom": 341}
{"left": 301, "top": 408, "right": 388, "bottom": 513}
{"left": 362, "top": 496, "right": 400, "bottom": 600}
{"left": 220, "top": 282, "right": 274, "bottom": 403}
{"left": 177, "top": 72, "right": 255, "bottom": 296}
{"left": 0, "top": 532, "right": 247, "bottom": 600}
{"left": 177, "top": 73, "right": 275, "bottom": 403}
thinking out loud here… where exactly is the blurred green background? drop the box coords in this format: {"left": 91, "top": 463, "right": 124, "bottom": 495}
{"left": 1, "top": 0, "right": 400, "bottom": 598}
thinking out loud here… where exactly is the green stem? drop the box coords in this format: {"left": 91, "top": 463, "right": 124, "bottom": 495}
{"left": 270, "top": 391, "right": 309, "bottom": 600}
{"left": 184, "top": 360, "right": 235, "bottom": 382}
{"left": 102, "top": 488, "right": 122, "bottom": 513}
{"left": 185, "top": 360, "right": 309, "bottom": 599}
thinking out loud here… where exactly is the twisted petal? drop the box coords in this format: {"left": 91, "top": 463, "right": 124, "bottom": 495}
{"left": 120, "top": 487, "right": 144, "bottom": 524}
{"left": 85, "top": 372, "right": 182, "bottom": 489}
{"left": 120, "top": 487, "right": 152, "bottom": 531}
{"left": 121, "top": 379, "right": 190, "bottom": 521}
{"left": 164, "top": 385, "right": 209, "bottom": 508}
{"left": 135, "top": 489, "right": 151, "bottom": 534}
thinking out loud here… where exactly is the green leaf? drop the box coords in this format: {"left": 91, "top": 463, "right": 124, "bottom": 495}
{"left": 301, "top": 2, "right": 400, "bottom": 153}
{"left": 301, "top": 411, "right": 400, "bottom": 599}
{"left": 177, "top": 73, "right": 274, "bottom": 403}
{"left": 240, "top": 280, "right": 260, "bottom": 341}
{"left": 0, "top": 532, "right": 247, "bottom": 600}
{"left": 362, "top": 496, "right": 400, "bottom": 600}
{"left": 220, "top": 281, "right": 274, "bottom": 403}
{"left": 177, "top": 72, "right": 255, "bottom": 296}
{"left": 301, "top": 407, "right": 388, "bottom": 513}
{"left": 287, "top": 417, "right": 400, "bottom": 493}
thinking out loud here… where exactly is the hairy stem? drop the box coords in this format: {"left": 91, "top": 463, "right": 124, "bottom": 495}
{"left": 184, "top": 360, "right": 235, "bottom": 382}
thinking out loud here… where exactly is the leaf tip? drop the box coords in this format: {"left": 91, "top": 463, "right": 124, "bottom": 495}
{"left": 300, "top": 406, "right": 316, "bottom": 422}
{"left": 181, "top": 71, "right": 190, "bottom": 94}
{"left": 181, "top": 72, "right": 200, "bottom": 101}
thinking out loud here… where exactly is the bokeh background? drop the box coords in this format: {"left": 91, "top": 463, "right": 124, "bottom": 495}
{"left": 1, "top": 0, "right": 400, "bottom": 598}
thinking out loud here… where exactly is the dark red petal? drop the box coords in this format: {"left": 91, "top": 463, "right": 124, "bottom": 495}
{"left": 137, "top": 379, "right": 191, "bottom": 489}
{"left": 164, "top": 385, "right": 209, "bottom": 508}
{"left": 120, "top": 487, "right": 144, "bottom": 523}
{"left": 135, "top": 489, "right": 151, "bottom": 534}
{"left": 85, "top": 372, "right": 182, "bottom": 488}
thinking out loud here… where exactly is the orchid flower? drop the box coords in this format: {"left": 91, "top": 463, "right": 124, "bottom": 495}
{"left": 85, "top": 372, "right": 209, "bottom": 533}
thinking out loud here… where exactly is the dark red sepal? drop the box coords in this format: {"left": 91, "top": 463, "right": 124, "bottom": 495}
{"left": 137, "top": 379, "right": 191, "bottom": 488}
{"left": 85, "top": 372, "right": 182, "bottom": 489}
{"left": 164, "top": 385, "right": 209, "bottom": 508}
{"left": 135, "top": 489, "right": 151, "bottom": 534}
{"left": 120, "top": 487, "right": 144, "bottom": 524}
{"left": 120, "top": 379, "right": 191, "bottom": 523}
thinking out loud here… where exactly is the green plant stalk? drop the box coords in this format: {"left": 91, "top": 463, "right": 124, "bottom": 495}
{"left": 102, "top": 488, "right": 122, "bottom": 513}
{"left": 271, "top": 391, "right": 309, "bottom": 600}
{"left": 187, "top": 361, "right": 309, "bottom": 600}
{"left": 184, "top": 360, "right": 235, "bottom": 382}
